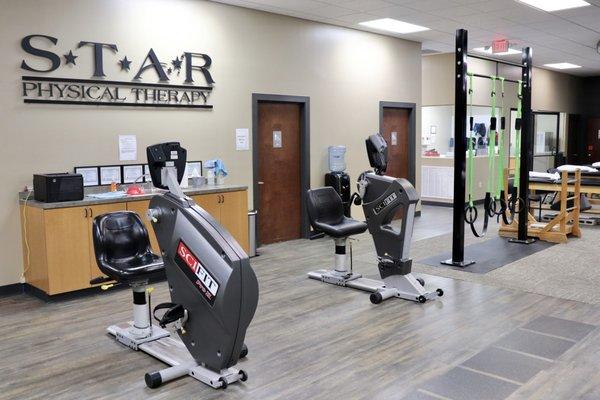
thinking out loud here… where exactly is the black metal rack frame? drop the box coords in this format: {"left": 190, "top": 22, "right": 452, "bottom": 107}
{"left": 442, "top": 28, "right": 534, "bottom": 267}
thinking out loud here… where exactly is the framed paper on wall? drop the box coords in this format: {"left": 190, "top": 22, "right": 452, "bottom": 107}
{"left": 144, "top": 165, "right": 152, "bottom": 183}
{"left": 99, "top": 165, "right": 122, "bottom": 185}
{"left": 187, "top": 161, "right": 203, "bottom": 177}
{"left": 74, "top": 166, "right": 100, "bottom": 187}
{"left": 122, "top": 165, "right": 144, "bottom": 184}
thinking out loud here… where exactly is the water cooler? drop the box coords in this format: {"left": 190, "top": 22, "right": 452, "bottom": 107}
{"left": 325, "top": 146, "right": 352, "bottom": 217}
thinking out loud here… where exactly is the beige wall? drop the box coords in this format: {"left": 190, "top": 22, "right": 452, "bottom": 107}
{"left": 0, "top": 0, "right": 422, "bottom": 286}
{"left": 423, "top": 53, "right": 583, "bottom": 112}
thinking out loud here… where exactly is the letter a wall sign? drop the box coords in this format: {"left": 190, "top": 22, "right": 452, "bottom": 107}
{"left": 20, "top": 34, "right": 215, "bottom": 109}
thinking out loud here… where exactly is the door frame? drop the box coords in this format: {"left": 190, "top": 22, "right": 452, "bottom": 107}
{"left": 378, "top": 101, "right": 417, "bottom": 186}
{"left": 252, "top": 93, "right": 311, "bottom": 246}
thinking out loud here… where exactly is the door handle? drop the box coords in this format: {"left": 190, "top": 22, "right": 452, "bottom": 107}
{"left": 84, "top": 208, "right": 88, "bottom": 218}
{"left": 221, "top": 195, "right": 225, "bottom": 203}
{"left": 89, "top": 208, "right": 93, "bottom": 218}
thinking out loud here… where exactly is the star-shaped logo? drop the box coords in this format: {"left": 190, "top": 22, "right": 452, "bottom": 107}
{"left": 119, "top": 56, "right": 132, "bottom": 71}
{"left": 64, "top": 50, "right": 78, "bottom": 66}
{"left": 172, "top": 57, "right": 183, "bottom": 71}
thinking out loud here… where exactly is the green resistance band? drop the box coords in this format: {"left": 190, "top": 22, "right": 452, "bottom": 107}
{"left": 467, "top": 72, "right": 475, "bottom": 208}
{"left": 496, "top": 77, "right": 506, "bottom": 199}
{"left": 514, "top": 80, "right": 523, "bottom": 190}
{"left": 488, "top": 76, "right": 497, "bottom": 198}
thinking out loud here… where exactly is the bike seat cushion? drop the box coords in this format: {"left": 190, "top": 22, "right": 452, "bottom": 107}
{"left": 306, "top": 187, "right": 367, "bottom": 238}
{"left": 92, "top": 211, "right": 164, "bottom": 284}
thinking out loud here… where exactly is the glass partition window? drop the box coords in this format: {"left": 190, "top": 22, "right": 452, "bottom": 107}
{"left": 422, "top": 105, "right": 493, "bottom": 157}
{"left": 508, "top": 111, "right": 559, "bottom": 172}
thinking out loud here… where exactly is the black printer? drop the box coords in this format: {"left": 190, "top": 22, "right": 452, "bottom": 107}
{"left": 33, "top": 173, "right": 84, "bottom": 203}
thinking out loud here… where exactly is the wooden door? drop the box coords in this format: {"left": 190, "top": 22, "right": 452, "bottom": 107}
{"left": 381, "top": 108, "right": 410, "bottom": 179}
{"left": 193, "top": 194, "right": 221, "bottom": 222}
{"left": 88, "top": 203, "right": 127, "bottom": 281}
{"left": 586, "top": 118, "right": 600, "bottom": 164}
{"left": 44, "top": 206, "right": 92, "bottom": 294}
{"left": 381, "top": 107, "right": 411, "bottom": 219}
{"left": 127, "top": 200, "right": 160, "bottom": 253}
{"left": 220, "top": 191, "right": 249, "bottom": 253}
{"left": 257, "top": 102, "right": 302, "bottom": 244}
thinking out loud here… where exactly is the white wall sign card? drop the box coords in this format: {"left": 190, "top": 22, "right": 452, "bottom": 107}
{"left": 273, "top": 130, "right": 282, "bottom": 148}
{"left": 118, "top": 134, "right": 137, "bottom": 161}
{"left": 236, "top": 128, "right": 249, "bottom": 151}
{"left": 391, "top": 131, "right": 398, "bottom": 146}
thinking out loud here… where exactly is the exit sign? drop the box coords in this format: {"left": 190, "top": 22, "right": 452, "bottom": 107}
{"left": 492, "top": 39, "right": 509, "bottom": 54}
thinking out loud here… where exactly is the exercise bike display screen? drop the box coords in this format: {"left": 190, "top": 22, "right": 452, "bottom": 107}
{"left": 175, "top": 240, "right": 220, "bottom": 306}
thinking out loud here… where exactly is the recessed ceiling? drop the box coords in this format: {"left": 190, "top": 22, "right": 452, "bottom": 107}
{"left": 209, "top": 0, "right": 600, "bottom": 77}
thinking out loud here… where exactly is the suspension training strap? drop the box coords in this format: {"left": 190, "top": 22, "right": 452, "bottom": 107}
{"left": 496, "top": 77, "right": 505, "bottom": 200}
{"left": 467, "top": 72, "right": 475, "bottom": 208}
{"left": 514, "top": 80, "right": 523, "bottom": 191}
{"left": 464, "top": 72, "right": 489, "bottom": 238}
{"left": 488, "top": 76, "right": 497, "bottom": 197}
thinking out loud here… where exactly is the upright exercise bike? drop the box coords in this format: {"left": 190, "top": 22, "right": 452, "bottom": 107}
{"left": 307, "top": 134, "right": 443, "bottom": 304}
{"left": 91, "top": 142, "right": 259, "bottom": 389}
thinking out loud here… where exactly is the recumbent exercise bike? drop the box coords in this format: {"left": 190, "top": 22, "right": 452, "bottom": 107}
{"left": 307, "top": 133, "right": 443, "bottom": 304}
{"left": 90, "top": 142, "right": 259, "bottom": 389}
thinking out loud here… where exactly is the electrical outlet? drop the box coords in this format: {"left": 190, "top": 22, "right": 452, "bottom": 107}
{"left": 478, "top": 181, "right": 482, "bottom": 188}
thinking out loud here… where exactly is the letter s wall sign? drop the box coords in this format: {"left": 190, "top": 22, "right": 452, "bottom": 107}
{"left": 20, "top": 34, "right": 215, "bottom": 109}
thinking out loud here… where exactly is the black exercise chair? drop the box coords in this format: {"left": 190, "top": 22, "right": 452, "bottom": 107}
{"left": 306, "top": 187, "right": 367, "bottom": 278}
{"left": 92, "top": 211, "right": 164, "bottom": 285}
{"left": 91, "top": 211, "right": 165, "bottom": 344}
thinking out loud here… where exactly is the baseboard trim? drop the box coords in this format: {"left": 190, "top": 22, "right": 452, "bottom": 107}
{"left": 1, "top": 274, "right": 166, "bottom": 301}
{"left": 0, "top": 283, "right": 24, "bottom": 296}
{"left": 421, "top": 199, "right": 485, "bottom": 207}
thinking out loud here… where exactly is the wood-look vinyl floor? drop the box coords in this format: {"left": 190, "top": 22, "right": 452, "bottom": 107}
{"left": 1, "top": 207, "right": 598, "bottom": 400}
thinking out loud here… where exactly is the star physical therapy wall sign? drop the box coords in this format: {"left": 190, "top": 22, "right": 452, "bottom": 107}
{"left": 20, "top": 34, "right": 215, "bottom": 109}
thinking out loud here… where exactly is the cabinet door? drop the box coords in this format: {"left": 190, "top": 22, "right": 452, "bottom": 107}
{"left": 44, "top": 206, "right": 92, "bottom": 294}
{"left": 193, "top": 194, "right": 221, "bottom": 222}
{"left": 220, "top": 191, "right": 249, "bottom": 253}
{"left": 88, "top": 203, "right": 127, "bottom": 281}
{"left": 127, "top": 200, "right": 160, "bottom": 254}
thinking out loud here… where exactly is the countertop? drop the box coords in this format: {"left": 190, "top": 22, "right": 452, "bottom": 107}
{"left": 19, "top": 184, "right": 248, "bottom": 209}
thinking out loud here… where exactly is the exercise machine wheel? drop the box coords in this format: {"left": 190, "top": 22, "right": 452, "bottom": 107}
{"left": 219, "top": 377, "right": 228, "bottom": 389}
{"left": 418, "top": 295, "right": 427, "bottom": 304}
{"left": 417, "top": 278, "right": 425, "bottom": 287}
{"left": 145, "top": 372, "right": 162, "bottom": 389}
{"left": 240, "top": 344, "right": 248, "bottom": 359}
{"left": 370, "top": 292, "right": 383, "bottom": 304}
{"left": 436, "top": 288, "right": 444, "bottom": 297}
{"left": 239, "top": 370, "right": 248, "bottom": 382}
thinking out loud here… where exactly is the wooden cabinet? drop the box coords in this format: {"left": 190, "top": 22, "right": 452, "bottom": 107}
{"left": 192, "top": 191, "right": 249, "bottom": 253}
{"left": 126, "top": 200, "right": 160, "bottom": 253}
{"left": 20, "top": 189, "right": 248, "bottom": 296}
{"left": 20, "top": 202, "right": 127, "bottom": 295}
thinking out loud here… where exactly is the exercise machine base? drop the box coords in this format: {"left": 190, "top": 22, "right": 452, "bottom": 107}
{"left": 307, "top": 269, "right": 442, "bottom": 304}
{"left": 440, "top": 258, "right": 476, "bottom": 267}
{"left": 108, "top": 322, "right": 247, "bottom": 389}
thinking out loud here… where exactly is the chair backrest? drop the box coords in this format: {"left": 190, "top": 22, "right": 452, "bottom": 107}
{"left": 92, "top": 211, "right": 153, "bottom": 268}
{"left": 306, "top": 187, "right": 344, "bottom": 226}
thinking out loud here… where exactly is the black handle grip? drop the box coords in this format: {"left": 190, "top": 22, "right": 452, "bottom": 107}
{"left": 153, "top": 302, "right": 185, "bottom": 328}
{"left": 490, "top": 117, "right": 497, "bottom": 131}
{"left": 515, "top": 118, "right": 522, "bottom": 131}
{"left": 501, "top": 117, "right": 506, "bottom": 130}
{"left": 469, "top": 116, "right": 474, "bottom": 131}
